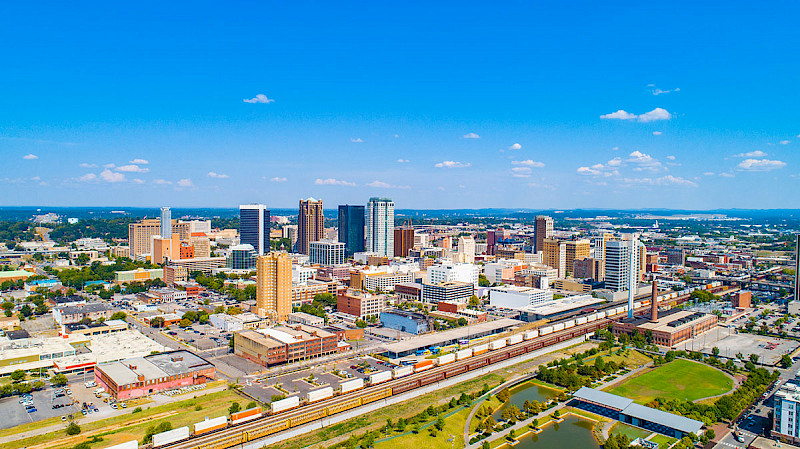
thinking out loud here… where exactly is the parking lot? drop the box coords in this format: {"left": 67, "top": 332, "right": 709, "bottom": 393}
{"left": 676, "top": 327, "right": 800, "bottom": 366}
{"left": 0, "top": 387, "right": 79, "bottom": 429}
{"left": 242, "top": 356, "right": 394, "bottom": 404}
{"left": 163, "top": 324, "right": 230, "bottom": 351}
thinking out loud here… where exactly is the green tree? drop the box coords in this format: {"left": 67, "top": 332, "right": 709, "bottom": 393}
{"left": 51, "top": 373, "right": 68, "bottom": 386}
{"left": 435, "top": 415, "right": 445, "bottom": 431}
{"left": 749, "top": 353, "right": 759, "bottom": 364}
{"left": 65, "top": 422, "right": 81, "bottom": 435}
{"left": 781, "top": 354, "right": 793, "bottom": 368}
{"left": 149, "top": 316, "right": 165, "bottom": 328}
{"left": 229, "top": 402, "right": 241, "bottom": 414}
{"left": 356, "top": 319, "right": 368, "bottom": 328}
{"left": 10, "top": 369, "right": 25, "bottom": 382}
{"left": 712, "top": 347, "right": 720, "bottom": 357}
{"left": 110, "top": 311, "right": 127, "bottom": 321}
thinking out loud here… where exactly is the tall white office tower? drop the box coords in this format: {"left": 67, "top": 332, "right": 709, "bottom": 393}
{"left": 366, "top": 197, "right": 394, "bottom": 257}
{"left": 160, "top": 207, "right": 172, "bottom": 238}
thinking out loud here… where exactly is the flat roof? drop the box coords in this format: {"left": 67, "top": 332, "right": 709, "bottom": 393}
{"left": 574, "top": 386, "right": 633, "bottom": 411}
{"left": 147, "top": 350, "right": 213, "bottom": 375}
{"left": 621, "top": 402, "right": 703, "bottom": 434}
{"left": 522, "top": 295, "right": 604, "bottom": 316}
{"left": 380, "top": 318, "right": 523, "bottom": 354}
{"left": 0, "top": 270, "right": 33, "bottom": 279}
{"left": 620, "top": 309, "right": 715, "bottom": 334}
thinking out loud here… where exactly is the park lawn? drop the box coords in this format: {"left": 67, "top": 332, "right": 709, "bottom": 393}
{"left": 374, "top": 408, "right": 470, "bottom": 449}
{"left": 584, "top": 347, "right": 653, "bottom": 368}
{"left": 648, "top": 433, "right": 677, "bottom": 448}
{"left": 609, "top": 422, "right": 652, "bottom": 440}
{"left": 269, "top": 373, "right": 505, "bottom": 449}
{"left": 9, "top": 388, "right": 247, "bottom": 449}
{"left": 604, "top": 359, "right": 733, "bottom": 404}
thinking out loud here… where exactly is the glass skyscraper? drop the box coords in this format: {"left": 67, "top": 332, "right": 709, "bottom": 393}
{"left": 239, "top": 204, "right": 270, "bottom": 256}
{"left": 338, "top": 205, "right": 365, "bottom": 256}
{"left": 160, "top": 207, "right": 172, "bottom": 238}
{"left": 366, "top": 197, "right": 394, "bottom": 257}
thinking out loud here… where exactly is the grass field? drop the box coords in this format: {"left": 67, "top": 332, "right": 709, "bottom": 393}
{"left": 9, "top": 388, "right": 247, "bottom": 449}
{"left": 648, "top": 433, "right": 678, "bottom": 448}
{"left": 374, "top": 408, "right": 470, "bottom": 449}
{"left": 584, "top": 348, "right": 653, "bottom": 368}
{"left": 609, "top": 422, "right": 652, "bottom": 440}
{"left": 604, "top": 359, "right": 733, "bottom": 404}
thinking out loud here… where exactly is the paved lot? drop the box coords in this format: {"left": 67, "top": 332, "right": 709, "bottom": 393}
{"left": 676, "top": 327, "right": 799, "bottom": 365}
{"left": 0, "top": 388, "right": 79, "bottom": 429}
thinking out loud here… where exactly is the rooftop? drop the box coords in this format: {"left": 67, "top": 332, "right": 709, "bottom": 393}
{"left": 618, "top": 308, "right": 715, "bottom": 333}
{"left": 522, "top": 295, "right": 604, "bottom": 316}
{"left": 380, "top": 318, "right": 523, "bottom": 354}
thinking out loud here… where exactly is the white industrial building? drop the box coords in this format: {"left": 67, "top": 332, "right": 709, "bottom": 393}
{"left": 428, "top": 263, "right": 479, "bottom": 287}
{"left": 488, "top": 285, "right": 553, "bottom": 309}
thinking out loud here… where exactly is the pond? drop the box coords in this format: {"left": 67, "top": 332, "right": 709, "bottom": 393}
{"left": 492, "top": 380, "right": 561, "bottom": 420}
{"left": 509, "top": 415, "right": 601, "bottom": 449}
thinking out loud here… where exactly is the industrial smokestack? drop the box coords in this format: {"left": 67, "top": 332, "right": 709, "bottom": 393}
{"left": 650, "top": 279, "right": 658, "bottom": 323}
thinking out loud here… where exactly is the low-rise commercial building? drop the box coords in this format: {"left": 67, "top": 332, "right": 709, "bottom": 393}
{"left": 379, "top": 310, "right": 430, "bottom": 335}
{"left": 287, "top": 312, "right": 324, "bottom": 327}
{"left": 233, "top": 324, "right": 338, "bottom": 367}
{"left": 421, "top": 281, "right": 474, "bottom": 305}
{"left": 53, "top": 303, "right": 114, "bottom": 326}
{"left": 613, "top": 308, "right": 718, "bottom": 347}
{"left": 395, "top": 282, "right": 423, "bottom": 302}
{"left": 114, "top": 268, "right": 164, "bottom": 283}
{"left": 337, "top": 289, "right": 386, "bottom": 320}
{"left": 488, "top": 285, "right": 553, "bottom": 309}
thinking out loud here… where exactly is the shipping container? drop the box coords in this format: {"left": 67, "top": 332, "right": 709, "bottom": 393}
{"left": 194, "top": 416, "right": 228, "bottom": 435}
{"left": 105, "top": 441, "right": 138, "bottom": 449}
{"left": 523, "top": 330, "right": 539, "bottom": 340}
{"left": 231, "top": 407, "right": 262, "bottom": 425}
{"left": 596, "top": 311, "right": 606, "bottom": 319}
{"left": 489, "top": 339, "right": 507, "bottom": 350}
{"left": 539, "top": 325, "right": 554, "bottom": 335}
{"left": 563, "top": 320, "right": 575, "bottom": 329}
{"left": 369, "top": 370, "right": 393, "bottom": 385}
{"left": 472, "top": 343, "right": 490, "bottom": 355}
{"left": 616, "top": 306, "right": 626, "bottom": 314}
{"left": 634, "top": 301, "right": 642, "bottom": 309}
{"left": 339, "top": 378, "right": 364, "bottom": 394}
{"left": 270, "top": 396, "right": 300, "bottom": 414}
{"left": 552, "top": 322, "right": 565, "bottom": 332}
{"left": 414, "top": 360, "right": 435, "bottom": 372}
{"left": 507, "top": 334, "right": 523, "bottom": 345}
{"left": 576, "top": 316, "right": 588, "bottom": 325}
{"left": 436, "top": 353, "right": 456, "bottom": 366}
{"left": 152, "top": 426, "right": 190, "bottom": 447}
{"left": 306, "top": 387, "right": 334, "bottom": 403}
{"left": 455, "top": 348, "right": 473, "bottom": 360}
{"left": 392, "top": 366, "right": 414, "bottom": 378}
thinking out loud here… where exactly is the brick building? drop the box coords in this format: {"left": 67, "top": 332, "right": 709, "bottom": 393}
{"left": 233, "top": 324, "right": 338, "bottom": 367}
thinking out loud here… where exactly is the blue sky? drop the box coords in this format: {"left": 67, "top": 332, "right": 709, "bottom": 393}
{"left": 2, "top": 2, "right": 799, "bottom": 210}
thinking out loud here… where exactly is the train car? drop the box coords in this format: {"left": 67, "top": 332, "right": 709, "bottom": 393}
{"left": 393, "top": 365, "right": 414, "bottom": 378}
{"left": 616, "top": 306, "right": 626, "bottom": 315}
{"left": 455, "top": 348, "right": 473, "bottom": 360}
{"left": 369, "top": 370, "right": 392, "bottom": 385}
{"left": 361, "top": 387, "right": 392, "bottom": 404}
{"left": 270, "top": 396, "right": 300, "bottom": 414}
{"left": 152, "top": 426, "right": 190, "bottom": 448}
{"left": 392, "top": 378, "right": 420, "bottom": 394}
{"left": 306, "top": 387, "right": 334, "bottom": 403}
{"left": 414, "top": 360, "right": 435, "bottom": 372}
{"left": 339, "top": 378, "right": 364, "bottom": 394}
{"left": 552, "top": 322, "right": 565, "bottom": 332}
{"left": 576, "top": 316, "right": 588, "bottom": 325}
{"left": 507, "top": 334, "right": 523, "bottom": 345}
{"left": 443, "top": 363, "right": 468, "bottom": 378}
{"left": 436, "top": 353, "right": 456, "bottom": 366}
{"left": 194, "top": 416, "right": 228, "bottom": 436}
{"left": 538, "top": 325, "right": 554, "bottom": 336}
{"left": 563, "top": 320, "right": 575, "bottom": 329}
{"left": 489, "top": 339, "right": 507, "bottom": 350}
{"left": 634, "top": 301, "right": 642, "bottom": 309}
{"left": 231, "top": 406, "right": 262, "bottom": 425}
{"left": 418, "top": 371, "right": 445, "bottom": 386}
{"left": 597, "top": 311, "right": 606, "bottom": 319}
{"left": 523, "top": 330, "right": 539, "bottom": 340}
{"left": 488, "top": 351, "right": 509, "bottom": 364}
{"left": 473, "top": 343, "right": 490, "bottom": 355}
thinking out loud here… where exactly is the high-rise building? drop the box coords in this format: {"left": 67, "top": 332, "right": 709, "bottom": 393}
{"left": 239, "top": 204, "right": 270, "bottom": 256}
{"left": 456, "top": 235, "right": 476, "bottom": 263}
{"left": 542, "top": 238, "right": 566, "bottom": 278}
{"left": 256, "top": 252, "right": 291, "bottom": 321}
{"left": 564, "top": 239, "right": 590, "bottom": 276}
{"left": 338, "top": 205, "right": 365, "bottom": 256}
{"left": 310, "top": 239, "right": 346, "bottom": 265}
{"left": 228, "top": 244, "right": 257, "bottom": 270}
{"left": 366, "top": 197, "right": 394, "bottom": 257}
{"left": 128, "top": 219, "right": 189, "bottom": 257}
{"left": 297, "top": 198, "right": 324, "bottom": 255}
{"left": 605, "top": 235, "right": 644, "bottom": 316}
{"left": 486, "top": 230, "right": 497, "bottom": 255}
{"left": 393, "top": 227, "right": 414, "bottom": 258}
{"left": 160, "top": 207, "right": 172, "bottom": 238}
{"left": 535, "top": 215, "right": 553, "bottom": 254}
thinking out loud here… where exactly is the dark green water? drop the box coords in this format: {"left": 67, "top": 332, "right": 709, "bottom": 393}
{"left": 492, "top": 381, "right": 560, "bottom": 420}
{"left": 511, "top": 415, "right": 601, "bottom": 449}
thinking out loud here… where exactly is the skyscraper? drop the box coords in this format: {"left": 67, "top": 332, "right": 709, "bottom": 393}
{"left": 795, "top": 235, "right": 800, "bottom": 301}
{"left": 338, "top": 205, "right": 365, "bottom": 256}
{"left": 256, "top": 252, "right": 291, "bottom": 321}
{"left": 393, "top": 227, "right": 414, "bottom": 258}
{"left": 297, "top": 198, "right": 324, "bottom": 255}
{"left": 535, "top": 215, "right": 553, "bottom": 254}
{"left": 366, "top": 197, "right": 394, "bottom": 257}
{"left": 160, "top": 207, "right": 172, "bottom": 238}
{"left": 239, "top": 204, "right": 270, "bottom": 256}
{"left": 605, "top": 235, "right": 643, "bottom": 317}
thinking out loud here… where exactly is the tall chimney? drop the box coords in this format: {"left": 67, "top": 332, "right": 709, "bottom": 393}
{"left": 650, "top": 279, "right": 658, "bottom": 323}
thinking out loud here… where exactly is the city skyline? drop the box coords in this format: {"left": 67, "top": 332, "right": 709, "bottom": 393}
{"left": 2, "top": 2, "right": 799, "bottom": 209}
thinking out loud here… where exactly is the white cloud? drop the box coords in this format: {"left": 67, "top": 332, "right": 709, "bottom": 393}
{"left": 393, "top": 134, "right": 400, "bottom": 138}
{"left": 666, "top": 155, "right": 676, "bottom": 160}
{"left": 130, "top": 158, "right": 149, "bottom": 164}
{"left": 366, "top": 180, "right": 411, "bottom": 189}
{"left": 78, "top": 173, "right": 97, "bottom": 182}
{"left": 315, "top": 178, "right": 356, "bottom": 186}
{"left": 207, "top": 172, "right": 229, "bottom": 179}
{"left": 462, "top": 132, "right": 480, "bottom": 139}
{"left": 612, "top": 146, "right": 620, "bottom": 151}
{"left": 628, "top": 150, "right": 663, "bottom": 171}
{"left": 99, "top": 169, "right": 125, "bottom": 183}
{"left": 703, "top": 172, "right": 715, "bottom": 176}
{"left": 103, "top": 163, "right": 116, "bottom": 168}
{"left": 22, "top": 154, "right": 38, "bottom": 160}
{"left": 350, "top": 137, "right": 364, "bottom": 143}
{"left": 737, "top": 158, "right": 786, "bottom": 172}
{"left": 397, "top": 159, "right": 410, "bottom": 163}
{"left": 780, "top": 140, "right": 791, "bottom": 145}
{"left": 177, "top": 178, "right": 194, "bottom": 187}
{"left": 243, "top": 94, "right": 274, "bottom": 104}
{"left": 509, "top": 143, "right": 522, "bottom": 150}
{"left": 734, "top": 150, "right": 768, "bottom": 158}
{"left": 511, "top": 167, "right": 532, "bottom": 178}
{"left": 132, "top": 178, "right": 146, "bottom": 184}
{"left": 652, "top": 131, "right": 663, "bottom": 136}
{"left": 607, "top": 157, "right": 622, "bottom": 166}
{"left": 651, "top": 87, "right": 680, "bottom": 96}
{"left": 153, "top": 179, "right": 172, "bottom": 185}
{"left": 115, "top": 164, "right": 149, "bottom": 173}
{"left": 270, "top": 177, "right": 287, "bottom": 182}
{"left": 577, "top": 166, "right": 603, "bottom": 176}
{"left": 512, "top": 160, "right": 545, "bottom": 168}
{"left": 600, "top": 108, "right": 672, "bottom": 122}
{"left": 719, "top": 172, "right": 735, "bottom": 178}
{"left": 622, "top": 175, "right": 697, "bottom": 187}
{"left": 435, "top": 160, "right": 471, "bottom": 168}
{"left": 79, "top": 163, "right": 97, "bottom": 168}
